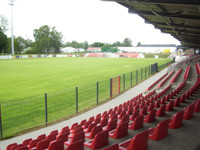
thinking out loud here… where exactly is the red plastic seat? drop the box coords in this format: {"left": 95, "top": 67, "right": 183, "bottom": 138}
{"left": 16, "top": 146, "right": 28, "bottom": 150}
{"left": 48, "top": 139, "right": 64, "bottom": 150}
{"left": 183, "top": 103, "right": 195, "bottom": 120}
{"left": 68, "top": 127, "right": 83, "bottom": 139}
{"left": 180, "top": 94, "right": 186, "bottom": 103}
{"left": 70, "top": 125, "right": 82, "bottom": 134}
{"left": 156, "top": 105, "right": 166, "bottom": 117}
{"left": 128, "top": 115, "right": 144, "bottom": 130}
{"left": 64, "top": 132, "right": 85, "bottom": 146}
{"left": 118, "top": 111, "right": 126, "bottom": 119}
{"left": 37, "top": 134, "right": 46, "bottom": 140}
{"left": 166, "top": 100, "right": 174, "bottom": 111}
{"left": 129, "top": 110, "right": 139, "bottom": 121}
{"left": 47, "top": 134, "right": 57, "bottom": 142}
{"left": 99, "top": 118, "right": 108, "bottom": 127}
{"left": 80, "top": 119, "right": 86, "bottom": 126}
{"left": 103, "top": 119, "right": 117, "bottom": 131}
{"left": 59, "top": 128, "right": 69, "bottom": 136}
{"left": 84, "top": 123, "right": 97, "bottom": 133}
{"left": 117, "top": 114, "right": 129, "bottom": 125}
{"left": 65, "top": 140, "right": 84, "bottom": 150}
{"left": 194, "top": 100, "right": 200, "bottom": 112}
{"left": 70, "top": 123, "right": 78, "bottom": 130}
{"left": 6, "top": 143, "right": 17, "bottom": 150}
{"left": 88, "top": 116, "right": 94, "bottom": 122}
{"left": 56, "top": 132, "right": 69, "bottom": 142}
{"left": 119, "top": 130, "right": 149, "bottom": 150}
{"left": 144, "top": 109, "right": 156, "bottom": 123}
{"left": 149, "top": 118, "right": 169, "bottom": 141}
{"left": 83, "top": 120, "right": 92, "bottom": 129}
{"left": 85, "top": 125, "right": 102, "bottom": 139}
{"left": 10, "top": 144, "right": 24, "bottom": 150}
{"left": 94, "top": 116, "right": 101, "bottom": 124}
{"left": 169, "top": 110, "right": 184, "bottom": 129}
{"left": 174, "top": 97, "right": 181, "bottom": 107}
{"left": 29, "top": 139, "right": 41, "bottom": 150}
{"left": 154, "top": 100, "right": 160, "bottom": 108}
{"left": 50, "top": 130, "right": 58, "bottom": 135}
{"left": 161, "top": 97, "right": 166, "bottom": 104}
{"left": 126, "top": 107, "right": 133, "bottom": 115}
{"left": 140, "top": 106, "right": 147, "bottom": 115}
{"left": 109, "top": 122, "right": 128, "bottom": 139}
{"left": 84, "top": 130, "right": 109, "bottom": 149}
{"left": 103, "top": 144, "right": 119, "bottom": 150}
{"left": 22, "top": 138, "right": 32, "bottom": 146}
{"left": 34, "top": 139, "right": 50, "bottom": 150}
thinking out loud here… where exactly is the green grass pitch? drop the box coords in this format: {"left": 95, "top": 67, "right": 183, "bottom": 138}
{"left": 0, "top": 57, "right": 171, "bottom": 138}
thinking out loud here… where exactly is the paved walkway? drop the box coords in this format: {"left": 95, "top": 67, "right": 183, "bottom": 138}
{"left": 0, "top": 66, "right": 169, "bottom": 149}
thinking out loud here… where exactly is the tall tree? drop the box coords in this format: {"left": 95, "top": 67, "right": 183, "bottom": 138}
{"left": 0, "top": 15, "right": 8, "bottom": 54}
{"left": 33, "top": 25, "right": 63, "bottom": 54}
{"left": 123, "top": 38, "right": 132, "bottom": 47}
{"left": 0, "top": 28, "right": 8, "bottom": 54}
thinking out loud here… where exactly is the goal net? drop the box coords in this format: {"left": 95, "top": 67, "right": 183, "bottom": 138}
{"left": 110, "top": 76, "right": 120, "bottom": 98}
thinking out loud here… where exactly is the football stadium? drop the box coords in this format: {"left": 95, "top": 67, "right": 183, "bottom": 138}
{"left": 0, "top": 0, "right": 200, "bottom": 150}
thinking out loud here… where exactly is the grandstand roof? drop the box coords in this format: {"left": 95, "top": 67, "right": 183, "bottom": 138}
{"left": 102, "top": 0, "right": 200, "bottom": 49}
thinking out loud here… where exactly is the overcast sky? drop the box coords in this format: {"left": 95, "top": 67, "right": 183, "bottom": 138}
{"left": 0, "top": 0, "right": 180, "bottom": 45}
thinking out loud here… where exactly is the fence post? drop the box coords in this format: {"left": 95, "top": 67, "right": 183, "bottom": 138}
{"left": 97, "top": 82, "right": 99, "bottom": 105}
{"left": 76, "top": 87, "right": 78, "bottom": 113}
{"left": 136, "top": 70, "right": 138, "bottom": 84}
{"left": 45, "top": 93, "right": 48, "bottom": 126}
{"left": 141, "top": 68, "right": 143, "bottom": 81}
{"left": 123, "top": 74, "right": 125, "bottom": 91}
{"left": 149, "top": 66, "right": 150, "bottom": 77}
{"left": 131, "top": 72, "right": 132, "bottom": 87}
{"left": 0, "top": 103, "right": 2, "bottom": 139}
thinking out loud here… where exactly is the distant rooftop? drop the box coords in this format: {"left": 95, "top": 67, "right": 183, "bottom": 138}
{"left": 139, "top": 44, "right": 177, "bottom": 47}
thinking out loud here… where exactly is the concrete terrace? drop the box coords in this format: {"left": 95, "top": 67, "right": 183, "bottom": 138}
{"left": 1, "top": 57, "right": 200, "bottom": 150}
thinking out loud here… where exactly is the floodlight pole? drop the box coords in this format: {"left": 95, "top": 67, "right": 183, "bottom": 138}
{"left": 10, "top": 0, "right": 15, "bottom": 55}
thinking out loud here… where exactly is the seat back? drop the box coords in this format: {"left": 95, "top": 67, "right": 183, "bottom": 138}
{"left": 174, "top": 97, "right": 181, "bottom": 107}
{"left": 144, "top": 109, "right": 156, "bottom": 123}
{"left": 56, "top": 132, "right": 68, "bottom": 142}
{"left": 66, "top": 140, "right": 84, "bottom": 150}
{"left": 10, "top": 144, "right": 24, "bottom": 150}
{"left": 48, "top": 139, "right": 64, "bottom": 150}
{"left": 29, "top": 139, "right": 41, "bottom": 149}
{"left": 80, "top": 119, "right": 86, "bottom": 126}
{"left": 128, "top": 130, "right": 149, "bottom": 150}
{"left": 73, "top": 127, "right": 83, "bottom": 135}
{"left": 47, "top": 133, "right": 57, "bottom": 142}
{"left": 107, "top": 119, "right": 117, "bottom": 131}
{"left": 6, "top": 143, "right": 17, "bottom": 150}
{"left": 119, "top": 114, "right": 129, "bottom": 125}
{"left": 50, "top": 130, "right": 58, "bottom": 135}
{"left": 148, "top": 102, "right": 154, "bottom": 111}
{"left": 37, "top": 134, "right": 46, "bottom": 140}
{"left": 93, "top": 130, "right": 109, "bottom": 149}
{"left": 169, "top": 110, "right": 184, "bottom": 129}
{"left": 154, "top": 119, "right": 169, "bottom": 140}
{"left": 115, "top": 121, "right": 128, "bottom": 138}
{"left": 70, "top": 122, "right": 78, "bottom": 130}
{"left": 87, "top": 122, "right": 97, "bottom": 132}
{"left": 155, "top": 100, "right": 160, "bottom": 108}
{"left": 71, "top": 131, "right": 85, "bottom": 143}
{"left": 22, "top": 138, "right": 32, "bottom": 146}
{"left": 195, "top": 101, "right": 200, "bottom": 112}
{"left": 100, "top": 118, "right": 108, "bottom": 127}
{"left": 184, "top": 103, "right": 195, "bottom": 120}
{"left": 118, "top": 111, "right": 126, "bottom": 119}
{"left": 83, "top": 120, "right": 92, "bottom": 129}
{"left": 130, "top": 110, "right": 139, "bottom": 121}
{"left": 59, "top": 128, "right": 69, "bottom": 135}
{"left": 88, "top": 116, "right": 94, "bottom": 122}
{"left": 140, "top": 106, "right": 147, "bottom": 115}
{"left": 129, "top": 115, "right": 144, "bottom": 130}
{"left": 156, "top": 105, "right": 166, "bottom": 117}
{"left": 36, "top": 139, "right": 50, "bottom": 150}
{"left": 15, "top": 145, "right": 28, "bottom": 150}
{"left": 90, "top": 125, "right": 102, "bottom": 139}
{"left": 94, "top": 116, "right": 101, "bottom": 124}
